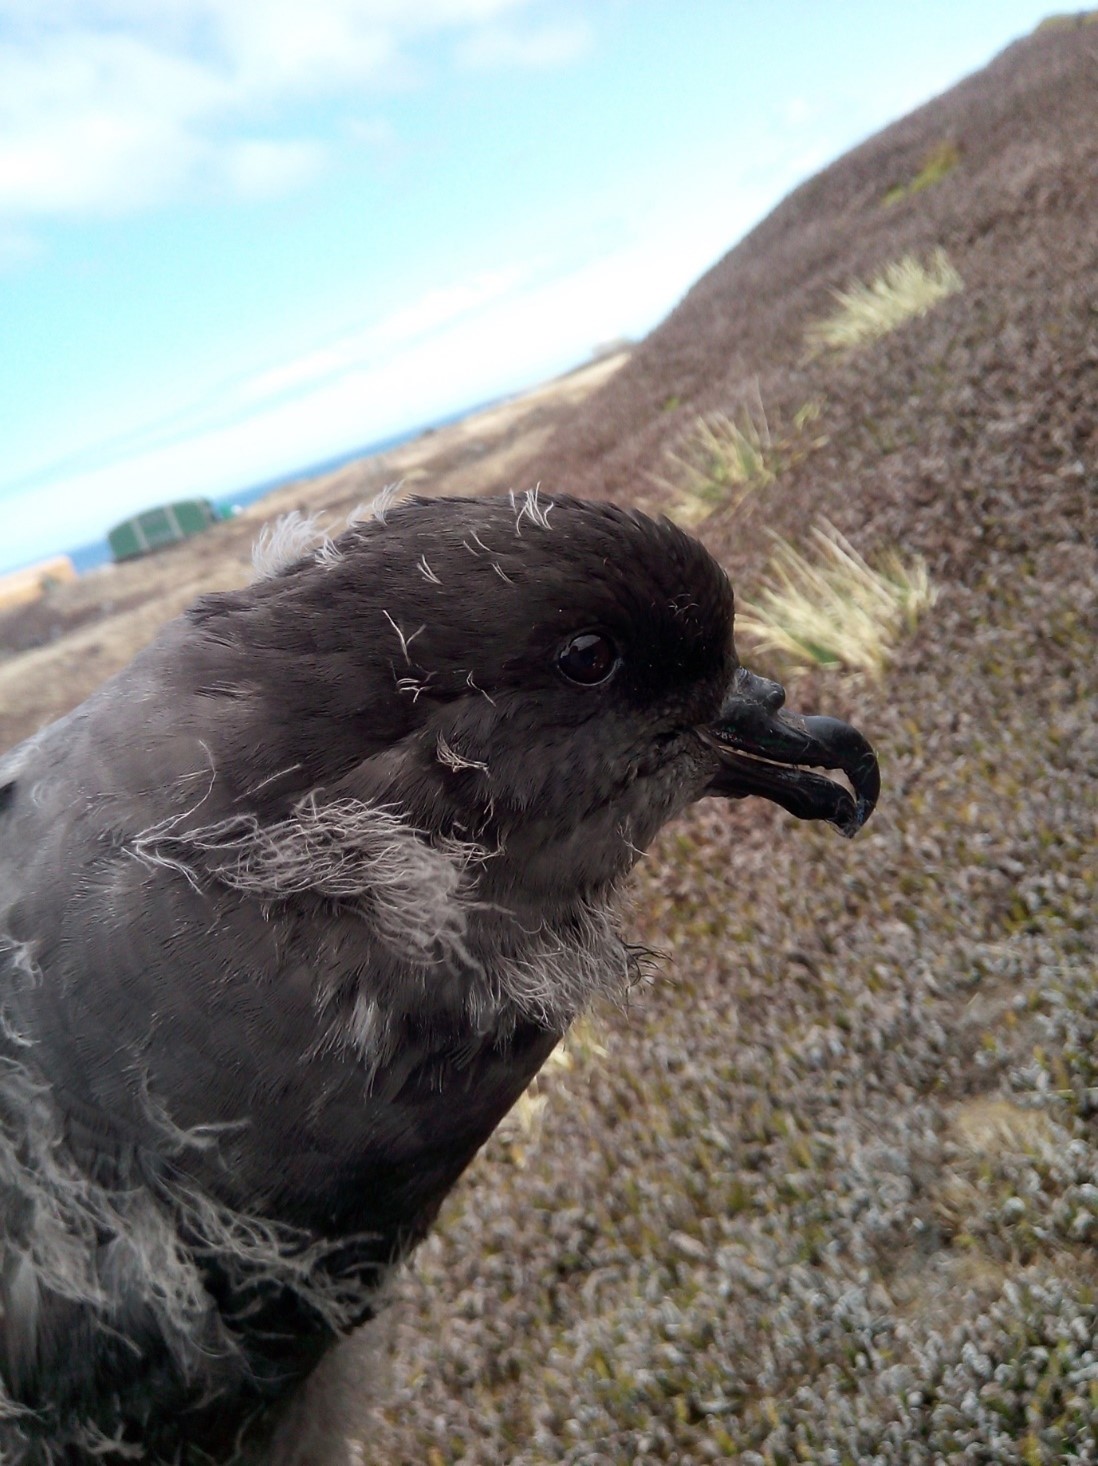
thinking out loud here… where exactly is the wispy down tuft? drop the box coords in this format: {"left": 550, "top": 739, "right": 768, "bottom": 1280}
{"left": 253, "top": 487, "right": 405, "bottom": 580}
{"left": 510, "top": 485, "right": 554, "bottom": 534}
{"left": 360, "top": 482, "right": 405, "bottom": 527}
{"left": 129, "top": 795, "right": 485, "bottom": 970}
{"left": 251, "top": 511, "right": 336, "bottom": 579}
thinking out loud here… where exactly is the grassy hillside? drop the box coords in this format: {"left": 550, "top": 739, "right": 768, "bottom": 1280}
{"left": 366, "top": 22, "right": 1097, "bottom": 1463}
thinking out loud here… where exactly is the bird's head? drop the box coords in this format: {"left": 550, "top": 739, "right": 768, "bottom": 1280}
{"left": 189, "top": 493, "right": 878, "bottom": 913}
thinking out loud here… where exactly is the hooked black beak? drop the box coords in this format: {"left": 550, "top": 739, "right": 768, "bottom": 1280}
{"left": 702, "top": 667, "right": 880, "bottom": 838}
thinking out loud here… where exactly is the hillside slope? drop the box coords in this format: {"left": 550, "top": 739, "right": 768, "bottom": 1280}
{"left": 500, "top": 21, "right": 1094, "bottom": 565}
{"left": 365, "top": 22, "right": 1097, "bottom": 1464}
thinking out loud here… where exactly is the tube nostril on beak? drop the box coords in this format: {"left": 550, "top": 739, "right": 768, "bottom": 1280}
{"left": 735, "top": 667, "right": 786, "bottom": 712}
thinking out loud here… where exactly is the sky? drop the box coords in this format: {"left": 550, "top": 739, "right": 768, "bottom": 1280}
{"left": 0, "top": 0, "right": 1058, "bottom": 574}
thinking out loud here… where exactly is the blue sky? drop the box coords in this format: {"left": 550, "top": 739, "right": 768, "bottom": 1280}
{"left": 0, "top": 1, "right": 1055, "bottom": 574}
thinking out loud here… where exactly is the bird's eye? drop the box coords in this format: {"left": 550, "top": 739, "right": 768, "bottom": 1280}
{"left": 556, "top": 631, "right": 619, "bottom": 686}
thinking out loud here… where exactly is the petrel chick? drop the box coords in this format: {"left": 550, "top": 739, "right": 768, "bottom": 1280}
{"left": 0, "top": 494, "right": 878, "bottom": 1462}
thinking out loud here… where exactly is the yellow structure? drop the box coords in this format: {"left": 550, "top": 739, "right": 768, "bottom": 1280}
{"left": 0, "top": 556, "right": 78, "bottom": 612}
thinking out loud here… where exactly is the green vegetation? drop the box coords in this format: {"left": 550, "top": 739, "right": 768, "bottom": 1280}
{"left": 791, "top": 397, "right": 823, "bottom": 432}
{"left": 805, "top": 249, "right": 963, "bottom": 353}
{"left": 883, "top": 140, "right": 961, "bottom": 205}
{"left": 736, "top": 521, "right": 936, "bottom": 675}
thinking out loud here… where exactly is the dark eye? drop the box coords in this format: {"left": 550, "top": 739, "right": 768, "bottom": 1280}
{"left": 556, "top": 631, "right": 619, "bottom": 686}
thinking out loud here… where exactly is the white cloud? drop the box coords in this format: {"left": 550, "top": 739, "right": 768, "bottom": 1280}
{"left": 456, "top": 20, "right": 591, "bottom": 70}
{"left": 1, "top": 96, "right": 821, "bottom": 574}
{"left": 2, "top": 188, "right": 780, "bottom": 572}
{"left": 0, "top": 0, "right": 559, "bottom": 222}
{"left": 220, "top": 138, "right": 327, "bottom": 197}
{"left": 782, "top": 97, "right": 814, "bottom": 127}
{"left": 0, "top": 32, "right": 221, "bottom": 213}
{"left": 199, "top": 265, "right": 535, "bottom": 409}
{"left": 345, "top": 116, "right": 399, "bottom": 149}
{"left": 0, "top": 259, "right": 539, "bottom": 518}
{"left": 208, "top": 0, "right": 397, "bottom": 96}
{"left": 0, "top": 223, "right": 38, "bottom": 271}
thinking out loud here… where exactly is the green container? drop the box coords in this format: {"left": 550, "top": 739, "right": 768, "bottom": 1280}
{"left": 108, "top": 499, "right": 219, "bottom": 562}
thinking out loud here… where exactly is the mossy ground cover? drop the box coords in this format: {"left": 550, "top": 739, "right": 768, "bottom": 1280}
{"left": 368, "top": 552, "right": 1093, "bottom": 1462}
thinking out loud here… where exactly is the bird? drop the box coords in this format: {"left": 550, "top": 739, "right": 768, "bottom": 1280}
{"left": 0, "top": 491, "right": 878, "bottom": 1462}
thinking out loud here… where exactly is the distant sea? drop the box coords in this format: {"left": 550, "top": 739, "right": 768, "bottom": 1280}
{"left": 63, "top": 402, "right": 489, "bottom": 577}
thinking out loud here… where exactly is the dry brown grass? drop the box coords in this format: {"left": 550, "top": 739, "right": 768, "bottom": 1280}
{"left": 735, "top": 520, "right": 936, "bottom": 675}
{"left": 662, "top": 398, "right": 775, "bottom": 526}
{"left": 805, "top": 249, "right": 963, "bottom": 353}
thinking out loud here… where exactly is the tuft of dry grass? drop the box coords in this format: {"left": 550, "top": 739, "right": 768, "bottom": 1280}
{"left": 662, "top": 398, "right": 775, "bottom": 526}
{"left": 736, "top": 520, "right": 936, "bottom": 675}
{"left": 498, "top": 1015, "right": 610, "bottom": 1160}
{"left": 661, "top": 393, "right": 830, "bottom": 528}
{"left": 805, "top": 249, "right": 963, "bottom": 354}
